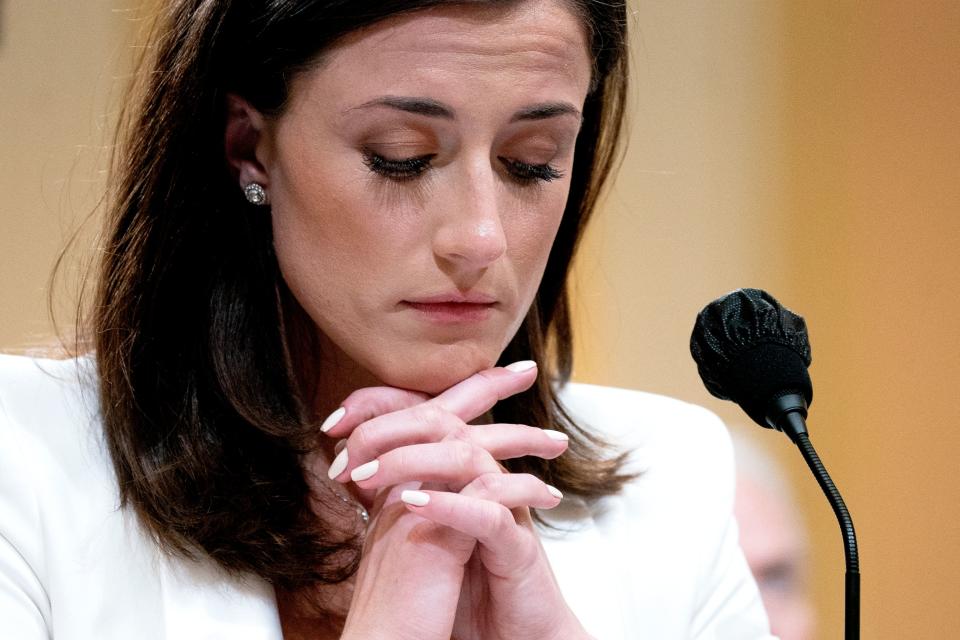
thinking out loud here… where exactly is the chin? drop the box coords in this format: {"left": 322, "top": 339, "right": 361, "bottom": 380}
{"left": 373, "top": 344, "right": 500, "bottom": 395}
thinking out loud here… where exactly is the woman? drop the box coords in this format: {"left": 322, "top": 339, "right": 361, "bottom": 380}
{"left": 0, "top": 1, "right": 774, "bottom": 638}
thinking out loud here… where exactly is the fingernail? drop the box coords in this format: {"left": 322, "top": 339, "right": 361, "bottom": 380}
{"left": 543, "top": 429, "right": 569, "bottom": 441}
{"left": 351, "top": 459, "right": 379, "bottom": 482}
{"left": 320, "top": 407, "right": 346, "bottom": 432}
{"left": 334, "top": 439, "right": 347, "bottom": 455}
{"left": 505, "top": 360, "right": 537, "bottom": 373}
{"left": 328, "top": 449, "right": 348, "bottom": 479}
{"left": 547, "top": 485, "right": 563, "bottom": 500}
{"left": 401, "top": 490, "right": 430, "bottom": 506}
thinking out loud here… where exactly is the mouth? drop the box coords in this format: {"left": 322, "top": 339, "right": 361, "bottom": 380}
{"left": 401, "top": 293, "right": 499, "bottom": 324}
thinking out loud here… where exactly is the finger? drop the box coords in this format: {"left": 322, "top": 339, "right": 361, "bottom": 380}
{"left": 444, "top": 423, "right": 569, "bottom": 461}
{"left": 349, "top": 441, "right": 502, "bottom": 491}
{"left": 319, "top": 386, "right": 430, "bottom": 437}
{"left": 397, "top": 479, "right": 561, "bottom": 562}
{"left": 400, "top": 491, "right": 523, "bottom": 561}
{"left": 321, "top": 361, "right": 539, "bottom": 440}
{"left": 327, "top": 403, "right": 462, "bottom": 481}
{"left": 329, "top": 415, "right": 568, "bottom": 482}
{"left": 430, "top": 360, "right": 538, "bottom": 422}
{"left": 458, "top": 472, "right": 564, "bottom": 510}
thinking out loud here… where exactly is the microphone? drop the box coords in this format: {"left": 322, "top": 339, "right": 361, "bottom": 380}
{"left": 690, "top": 288, "right": 860, "bottom": 640}
{"left": 690, "top": 288, "right": 813, "bottom": 442}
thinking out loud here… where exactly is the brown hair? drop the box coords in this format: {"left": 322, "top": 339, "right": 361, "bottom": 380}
{"left": 93, "top": 0, "right": 631, "bottom": 592}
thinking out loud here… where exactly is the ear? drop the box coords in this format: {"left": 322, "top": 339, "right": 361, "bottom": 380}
{"left": 224, "top": 93, "right": 270, "bottom": 188}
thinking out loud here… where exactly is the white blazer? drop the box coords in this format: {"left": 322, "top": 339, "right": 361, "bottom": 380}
{"left": 0, "top": 354, "right": 774, "bottom": 639}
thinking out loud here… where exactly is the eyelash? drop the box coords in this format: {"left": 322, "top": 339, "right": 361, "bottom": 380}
{"left": 504, "top": 158, "right": 564, "bottom": 184}
{"left": 362, "top": 152, "right": 434, "bottom": 182}
{"left": 361, "top": 150, "right": 564, "bottom": 185}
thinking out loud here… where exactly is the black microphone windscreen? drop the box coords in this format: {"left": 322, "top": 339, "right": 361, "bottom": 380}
{"left": 690, "top": 288, "right": 813, "bottom": 428}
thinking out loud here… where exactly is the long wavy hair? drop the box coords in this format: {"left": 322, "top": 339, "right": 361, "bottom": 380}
{"left": 93, "top": 0, "right": 630, "bottom": 592}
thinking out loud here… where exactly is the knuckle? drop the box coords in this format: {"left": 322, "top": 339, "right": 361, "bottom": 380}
{"left": 414, "top": 403, "right": 446, "bottom": 429}
{"left": 482, "top": 503, "right": 514, "bottom": 539}
{"left": 447, "top": 422, "right": 473, "bottom": 443}
{"left": 389, "top": 446, "right": 408, "bottom": 471}
{"left": 467, "top": 443, "right": 494, "bottom": 472}
{"left": 339, "top": 389, "right": 382, "bottom": 423}
{"left": 471, "top": 472, "right": 503, "bottom": 497}
{"left": 474, "top": 368, "right": 500, "bottom": 385}
{"left": 350, "top": 421, "right": 376, "bottom": 452}
{"left": 475, "top": 369, "right": 508, "bottom": 399}
{"left": 516, "top": 472, "right": 539, "bottom": 486}
{"left": 452, "top": 440, "right": 476, "bottom": 470}
{"left": 340, "top": 386, "right": 371, "bottom": 406}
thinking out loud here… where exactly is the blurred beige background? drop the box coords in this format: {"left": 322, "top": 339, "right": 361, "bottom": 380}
{"left": 2, "top": 2, "right": 958, "bottom": 638}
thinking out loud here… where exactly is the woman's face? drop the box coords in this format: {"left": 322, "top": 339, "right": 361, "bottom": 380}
{"left": 250, "top": 1, "right": 591, "bottom": 394}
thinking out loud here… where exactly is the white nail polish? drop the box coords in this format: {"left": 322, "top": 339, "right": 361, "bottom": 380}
{"left": 351, "top": 460, "right": 379, "bottom": 482}
{"left": 505, "top": 360, "right": 537, "bottom": 373}
{"left": 328, "top": 449, "right": 348, "bottom": 479}
{"left": 543, "top": 429, "right": 569, "bottom": 441}
{"left": 547, "top": 485, "right": 563, "bottom": 500}
{"left": 320, "top": 407, "right": 346, "bottom": 432}
{"left": 401, "top": 490, "right": 430, "bottom": 506}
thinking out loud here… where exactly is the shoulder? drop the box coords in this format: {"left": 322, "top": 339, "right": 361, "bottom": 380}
{"left": 0, "top": 353, "right": 120, "bottom": 581}
{"left": 0, "top": 353, "right": 117, "bottom": 635}
{"left": 558, "top": 381, "right": 727, "bottom": 440}
{"left": 0, "top": 351, "right": 98, "bottom": 454}
{"left": 557, "top": 381, "right": 734, "bottom": 488}
{"left": 0, "top": 353, "right": 104, "bottom": 484}
{"left": 543, "top": 383, "right": 772, "bottom": 636}
{"left": 0, "top": 354, "right": 283, "bottom": 638}
{"left": 553, "top": 382, "right": 739, "bottom": 582}
{"left": 0, "top": 351, "right": 97, "bottom": 415}
{"left": 0, "top": 351, "right": 114, "bottom": 521}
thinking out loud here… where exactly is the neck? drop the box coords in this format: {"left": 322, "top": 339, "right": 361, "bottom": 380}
{"left": 311, "top": 333, "right": 380, "bottom": 426}
{"left": 280, "top": 287, "right": 378, "bottom": 421}
{"left": 277, "top": 580, "right": 353, "bottom": 640}
{"left": 280, "top": 291, "right": 379, "bottom": 511}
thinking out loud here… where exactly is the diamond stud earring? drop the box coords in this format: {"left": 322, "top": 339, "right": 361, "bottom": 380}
{"left": 243, "top": 182, "right": 269, "bottom": 205}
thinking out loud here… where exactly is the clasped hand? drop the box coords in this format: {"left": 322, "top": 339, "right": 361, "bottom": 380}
{"left": 315, "top": 361, "right": 592, "bottom": 640}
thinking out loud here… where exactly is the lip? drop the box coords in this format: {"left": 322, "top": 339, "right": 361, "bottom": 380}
{"left": 405, "top": 292, "right": 498, "bottom": 305}
{"left": 401, "top": 292, "right": 498, "bottom": 324}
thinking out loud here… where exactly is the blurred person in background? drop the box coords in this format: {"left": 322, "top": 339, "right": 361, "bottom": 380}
{"left": 733, "top": 429, "right": 817, "bottom": 640}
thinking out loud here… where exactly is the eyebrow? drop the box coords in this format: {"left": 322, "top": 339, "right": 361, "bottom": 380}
{"left": 511, "top": 102, "right": 581, "bottom": 122}
{"left": 348, "top": 96, "right": 581, "bottom": 122}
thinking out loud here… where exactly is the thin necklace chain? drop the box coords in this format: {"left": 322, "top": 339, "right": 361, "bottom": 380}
{"left": 329, "top": 484, "right": 369, "bottom": 525}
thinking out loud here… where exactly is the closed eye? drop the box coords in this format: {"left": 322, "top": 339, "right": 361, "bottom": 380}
{"left": 362, "top": 149, "right": 435, "bottom": 181}
{"left": 362, "top": 150, "right": 564, "bottom": 185}
{"left": 497, "top": 157, "right": 564, "bottom": 184}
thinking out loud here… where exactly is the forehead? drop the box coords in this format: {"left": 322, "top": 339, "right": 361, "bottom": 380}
{"left": 292, "top": 1, "right": 592, "bottom": 108}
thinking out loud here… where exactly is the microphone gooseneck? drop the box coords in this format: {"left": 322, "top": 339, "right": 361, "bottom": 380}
{"left": 793, "top": 432, "right": 860, "bottom": 639}
{"left": 690, "top": 288, "right": 860, "bottom": 640}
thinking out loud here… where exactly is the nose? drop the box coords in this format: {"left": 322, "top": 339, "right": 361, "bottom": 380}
{"left": 431, "top": 159, "right": 507, "bottom": 271}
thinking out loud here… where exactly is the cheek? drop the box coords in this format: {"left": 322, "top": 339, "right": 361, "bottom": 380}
{"left": 269, "top": 137, "right": 390, "bottom": 294}
{"left": 507, "top": 189, "right": 568, "bottom": 284}
{"left": 268, "top": 149, "right": 387, "bottom": 340}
